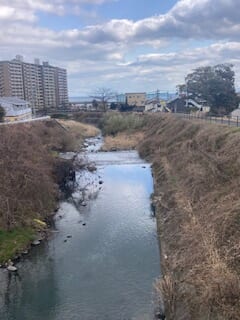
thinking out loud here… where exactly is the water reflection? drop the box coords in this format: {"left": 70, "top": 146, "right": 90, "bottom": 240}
{"left": 0, "top": 242, "right": 59, "bottom": 320}
{"left": 0, "top": 147, "right": 160, "bottom": 320}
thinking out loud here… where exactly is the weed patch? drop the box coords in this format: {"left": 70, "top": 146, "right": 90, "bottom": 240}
{"left": 0, "top": 228, "right": 35, "bottom": 263}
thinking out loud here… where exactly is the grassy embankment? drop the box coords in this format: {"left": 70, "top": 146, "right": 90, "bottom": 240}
{"left": 100, "top": 113, "right": 145, "bottom": 150}
{"left": 0, "top": 119, "right": 99, "bottom": 263}
{"left": 101, "top": 113, "right": 240, "bottom": 320}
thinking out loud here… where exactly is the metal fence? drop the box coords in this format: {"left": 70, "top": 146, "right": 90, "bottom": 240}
{"left": 174, "top": 112, "right": 240, "bottom": 127}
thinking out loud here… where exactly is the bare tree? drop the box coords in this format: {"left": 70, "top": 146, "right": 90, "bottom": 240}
{"left": 90, "top": 87, "right": 116, "bottom": 111}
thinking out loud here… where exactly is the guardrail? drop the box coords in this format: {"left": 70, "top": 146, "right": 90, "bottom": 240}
{"left": 0, "top": 116, "right": 50, "bottom": 126}
{"left": 174, "top": 112, "right": 240, "bottom": 127}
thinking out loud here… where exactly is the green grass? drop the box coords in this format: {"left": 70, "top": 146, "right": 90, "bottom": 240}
{"left": 0, "top": 228, "right": 35, "bottom": 263}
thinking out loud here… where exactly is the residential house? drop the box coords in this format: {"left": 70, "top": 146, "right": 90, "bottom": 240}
{"left": 0, "top": 97, "right": 32, "bottom": 122}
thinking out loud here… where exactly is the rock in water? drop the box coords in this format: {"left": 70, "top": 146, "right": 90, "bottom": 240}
{"left": 7, "top": 265, "right": 17, "bottom": 272}
{"left": 32, "top": 240, "right": 40, "bottom": 246}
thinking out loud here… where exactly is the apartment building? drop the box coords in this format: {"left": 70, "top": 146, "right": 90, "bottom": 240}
{"left": 55, "top": 67, "right": 68, "bottom": 108}
{"left": 22, "top": 60, "right": 44, "bottom": 110}
{"left": 0, "top": 56, "right": 68, "bottom": 111}
{"left": 42, "top": 62, "right": 57, "bottom": 109}
{"left": 0, "top": 60, "right": 25, "bottom": 99}
{"left": 126, "top": 92, "right": 146, "bottom": 107}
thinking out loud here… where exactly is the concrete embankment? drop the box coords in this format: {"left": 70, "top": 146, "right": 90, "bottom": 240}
{"left": 137, "top": 114, "right": 240, "bottom": 320}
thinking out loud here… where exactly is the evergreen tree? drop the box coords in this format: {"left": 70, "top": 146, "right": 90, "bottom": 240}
{"left": 185, "top": 64, "right": 239, "bottom": 115}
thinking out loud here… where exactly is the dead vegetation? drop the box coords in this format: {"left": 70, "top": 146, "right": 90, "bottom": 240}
{"left": 56, "top": 119, "right": 100, "bottom": 149}
{"left": 0, "top": 119, "right": 97, "bottom": 231}
{"left": 0, "top": 119, "right": 99, "bottom": 262}
{"left": 100, "top": 112, "right": 145, "bottom": 150}
{"left": 138, "top": 114, "right": 240, "bottom": 320}
{"left": 101, "top": 131, "right": 144, "bottom": 151}
{"left": 0, "top": 122, "right": 57, "bottom": 231}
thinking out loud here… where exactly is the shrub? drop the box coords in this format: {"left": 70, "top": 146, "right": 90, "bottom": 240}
{"left": 101, "top": 113, "right": 145, "bottom": 135}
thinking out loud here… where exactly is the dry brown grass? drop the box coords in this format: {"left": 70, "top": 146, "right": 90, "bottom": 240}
{"left": 101, "top": 131, "right": 144, "bottom": 151}
{"left": 56, "top": 119, "right": 100, "bottom": 150}
{"left": 155, "top": 273, "right": 176, "bottom": 320}
{"left": 0, "top": 119, "right": 98, "bottom": 231}
{"left": 0, "top": 122, "right": 58, "bottom": 230}
{"left": 57, "top": 119, "right": 99, "bottom": 137}
{"left": 0, "top": 119, "right": 99, "bottom": 261}
{"left": 139, "top": 114, "right": 240, "bottom": 319}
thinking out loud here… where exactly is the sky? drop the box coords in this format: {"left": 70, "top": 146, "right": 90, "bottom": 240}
{"left": 1, "top": 0, "right": 240, "bottom": 96}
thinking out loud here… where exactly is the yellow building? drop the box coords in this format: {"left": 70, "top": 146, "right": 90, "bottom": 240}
{"left": 126, "top": 92, "right": 146, "bottom": 107}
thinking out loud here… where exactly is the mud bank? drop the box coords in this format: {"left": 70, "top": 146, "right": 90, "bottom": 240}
{"left": 138, "top": 114, "right": 240, "bottom": 320}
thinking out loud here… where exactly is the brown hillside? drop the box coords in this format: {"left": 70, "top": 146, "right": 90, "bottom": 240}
{"left": 139, "top": 114, "right": 240, "bottom": 320}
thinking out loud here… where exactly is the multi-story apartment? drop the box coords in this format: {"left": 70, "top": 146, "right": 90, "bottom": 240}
{"left": 125, "top": 92, "right": 146, "bottom": 107}
{"left": 42, "top": 62, "right": 57, "bottom": 109}
{"left": 0, "top": 60, "right": 25, "bottom": 99}
{"left": 55, "top": 67, "right": 68, "bottom": 109}
{"left": 22, "top": 59, "right": 44, "bottom": 110}
{"left": 0, "top": 56, "right": 68, "bottom": 111}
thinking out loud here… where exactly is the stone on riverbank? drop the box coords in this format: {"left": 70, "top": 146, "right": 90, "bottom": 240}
{"left": 7, "top": 265, "right": 17, "bottom": 272}
{"left": 32, "top": 240, "right": 41, "bottom": 246}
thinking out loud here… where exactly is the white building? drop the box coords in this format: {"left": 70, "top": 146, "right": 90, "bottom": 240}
{"left": 0, "top": 97, "right": 32, "bottom": 122}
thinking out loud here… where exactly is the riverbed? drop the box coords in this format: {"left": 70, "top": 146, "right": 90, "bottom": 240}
{"left": 0, "top": 137, "right": 160, "bottom": 320}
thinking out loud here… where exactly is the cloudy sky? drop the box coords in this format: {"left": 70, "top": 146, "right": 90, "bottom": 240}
{"left": 1, "top": 0, "right": 240, "bottom": 96}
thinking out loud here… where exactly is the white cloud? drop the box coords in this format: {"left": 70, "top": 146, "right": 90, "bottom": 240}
{"left": 0, "top": 0, "right": 114, "bottom": 19}
{"left": 0, "top": 0, "right": 240, "bottom": 95}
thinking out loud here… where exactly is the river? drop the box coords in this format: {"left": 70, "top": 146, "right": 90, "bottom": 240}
{"left": 0, "top": 137, "right": 160, "bottom": 320}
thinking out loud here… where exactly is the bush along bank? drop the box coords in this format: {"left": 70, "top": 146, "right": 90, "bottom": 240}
{"left": 100, "top": 112, "right": 145, "bottom": 151}
{"left": 138, "top": 114, "right": 240, "bottom": 320}
{"left": 0, "top": 119, "right": 99, "bottom": 265}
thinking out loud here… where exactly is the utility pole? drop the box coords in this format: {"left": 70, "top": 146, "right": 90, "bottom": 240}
{"left": 156, "top": 89, "right": 160, "bottom": 103}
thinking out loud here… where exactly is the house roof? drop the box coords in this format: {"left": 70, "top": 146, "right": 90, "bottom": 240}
{"left": 0, "top": 96, "right": 29, "bottom": 105}
{"left": 0, "top": 97, "right": 31, "bottom": 117}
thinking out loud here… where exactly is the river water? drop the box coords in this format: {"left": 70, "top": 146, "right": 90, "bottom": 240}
{"left": 0, "top": 137, "right": 160, "bottom": 320}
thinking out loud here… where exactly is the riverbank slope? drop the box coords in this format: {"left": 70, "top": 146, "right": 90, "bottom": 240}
{"left": 0, "top": 119, "right": 99, "bottom": 263}
{"left": 138, "top": 114, "right": 240, "bottom": 320}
